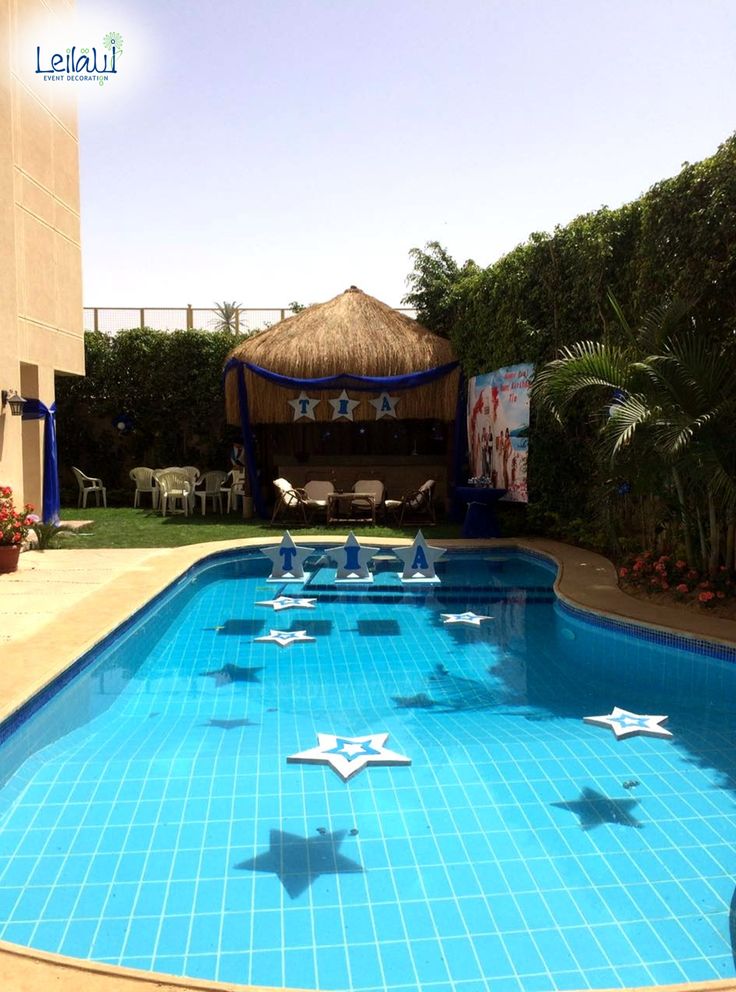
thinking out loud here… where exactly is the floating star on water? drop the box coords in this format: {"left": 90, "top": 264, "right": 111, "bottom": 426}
{"left": 255, "top": 596, "right": 317, "bottom": 612}
{"left": 235, "top": 828, "right": 363, "bottom": 898}
{"left": 254, "top": 629, "right": 315, "bottom": 648}
{"left": 552, "top": 786, "right": 643, "bottom": 831}
{"left": 200, "top": 664, "right": 262, "bottom": 686}
{"left": 287, "top": 732, "right": 411, "bottom": 781}
{"left": 440, "top": 611, "right": 494, "bottom": 626}
{"left": 583, "top": 706, "right": 672, "bottom": 741}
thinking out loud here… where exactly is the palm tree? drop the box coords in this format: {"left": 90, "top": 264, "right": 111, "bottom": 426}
{"left": 212, "top": 301, "right": 242, "bottom": 334}
{"left": 532, "top": 294, "right": 736, "bottom": 573}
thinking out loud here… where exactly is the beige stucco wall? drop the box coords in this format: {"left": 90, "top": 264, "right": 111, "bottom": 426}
{"left": 0, "top": 0, "right": 83, "bottom": 510}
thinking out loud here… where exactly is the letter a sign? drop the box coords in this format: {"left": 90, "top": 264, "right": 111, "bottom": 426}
{"left": 393, "top": 531, "right": 445, "bottom": 584}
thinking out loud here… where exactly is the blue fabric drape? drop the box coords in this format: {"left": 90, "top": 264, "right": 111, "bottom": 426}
{"left": 223, "top": 357, "right": 461, "bottom": 519}
{"left": 21, "top": 399, "right": 59, "bottom": 524}
{"left": 229, "top": 358, "right": 459, "bottom": 392}
{"left": 452, "top": 372, "right": 467, "bottom": 508}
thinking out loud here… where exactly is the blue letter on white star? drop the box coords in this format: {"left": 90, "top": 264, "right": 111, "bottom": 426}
{"left": 329, "top": 389, "right": 360, "bottom": 421}
{"left": 254, "top": 629, "right": 315, "bottom": 648}
{"left": 326, "top": 531, "right": 381, "bottom": 582}
{"left": 583, "top": 706, "right": 673, "bottom": 741}
{"left": 393, "top": 530, "right": 445, "bottom": 583}
{"left": 255, "top": 595, "right": 317, "bottom": 612}
{"left": 287, "top": 733, "right": 411, "bottom": 781}
{"left": 441, "top": 611, "right": 494, "bottom": 626}
{"left": 261, "top": 531, "right": 315, "bottom": 582}
{"left": 369, "top": 392, "right": 399, "bottom": 419}
{"left": 288, "top": 391, "right": 320, "bottom": 421}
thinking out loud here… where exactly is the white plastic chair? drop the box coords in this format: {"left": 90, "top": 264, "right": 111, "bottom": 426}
{"left": 129, "top": 467, "right": 159, "bottom": 509}
{"left": 156, "top": 469, "right": 192, "bottom": 516}
{"left": 72, "top": 467, "right": 107, "bottom": 508}
{"left": 195, "top": 470, "right": 226, "bottom": 515}
{"left": 220, "top": 469, "right": 247, "bottom": 513}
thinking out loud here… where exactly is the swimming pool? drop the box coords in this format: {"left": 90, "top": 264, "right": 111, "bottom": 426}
{"left": 0, "top": 547, "right": 734, "bottom": 991}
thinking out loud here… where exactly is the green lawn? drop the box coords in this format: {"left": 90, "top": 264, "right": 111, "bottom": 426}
{"left": 58, "top": 507, "right": 463, "bottom": 548}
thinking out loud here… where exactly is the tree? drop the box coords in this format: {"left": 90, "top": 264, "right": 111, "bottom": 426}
{"left": 212, "top": 301, "right": 242, "bottom": 334}
{"left": 531, "top": 294, "right": 736, "bottom": 573}
{"left": 403, "top": 241, "right": 478, "bottom": 337}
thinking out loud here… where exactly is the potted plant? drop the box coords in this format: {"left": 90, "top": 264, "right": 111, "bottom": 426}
{"left": 0, "top": 486, "right": 36, "bottom": 573}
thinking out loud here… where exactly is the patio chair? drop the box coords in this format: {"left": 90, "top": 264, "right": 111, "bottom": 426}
{"left": 220, "top": 469, "right": 247, "bottom": 513}
{"left": 385, "top": 479, "right": 436, "bottom": 526}
{"left": 272, "top": 477, "right": 311, "bottom": 524}
{"left": 72, "top": 467, "right": 107, "bottom": 508}
{"left": 129, "top": 467, "right": 159, "bottom": 509}
{"left": 353, "top": 479, "right": 384, "bottom": 521}
{"left": 195, "top": 470, "right": 227, "bottom": 515}
{"left": 304, "top": 480, "right": 334, "bottom": 519}
{"left": 157, "top": 469, "right": 192, "bottom": 517}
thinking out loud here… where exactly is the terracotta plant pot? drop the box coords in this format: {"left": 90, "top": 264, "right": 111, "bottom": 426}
{"left": 0, "top": 545, "right": 21, "bottom": 574}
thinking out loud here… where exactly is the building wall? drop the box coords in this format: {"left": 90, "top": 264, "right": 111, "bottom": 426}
{"left": 0, "top": 0, "right": 83, "bottom": 511}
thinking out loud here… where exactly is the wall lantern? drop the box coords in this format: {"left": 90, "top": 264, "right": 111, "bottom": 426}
{"left": 1, "top": 390, "right": 27, "bottom": 416}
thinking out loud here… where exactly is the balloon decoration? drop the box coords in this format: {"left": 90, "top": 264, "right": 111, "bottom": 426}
{"left": 112, "top": 412, "right": 134, "bottom": 434}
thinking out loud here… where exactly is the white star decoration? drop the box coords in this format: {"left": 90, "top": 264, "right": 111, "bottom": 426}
{"left": 287, "top": 733, "right": 411, "bottom": 781}
{"left": 326, "top": 531, "right": 381, "bottom": 582}
{"left": 329, "top": 390, "right": 360, "bottom": 421}
{"left": 583, "top": 706, "right": 673, "bottom": 741}
{"left": 288, "top": 391, "right": 320, "bottom": 421}
{"left": 441, "top": 611, "right": 494, "bottom": 626}
{"left": 369, "top": 392, "right": 399, "bottom": 419}
{"left": 254, "top": 629, "right": 316, "bottom": 648}
{"left": 261, "top": 531, "right": 315, "bottom": 582}
{"left": 255, "top": 596, "right": 317, "bottom": 612}
{"left": 393, "top": 530, "right": 445, "bottom": 583}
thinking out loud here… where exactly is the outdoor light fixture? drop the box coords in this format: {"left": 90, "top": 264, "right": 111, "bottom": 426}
{"left": 1, "top": 390, "right": 26, "bottom": 417}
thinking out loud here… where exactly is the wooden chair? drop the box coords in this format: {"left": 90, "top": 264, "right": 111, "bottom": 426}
{"left": 385, "top": 479, "right": 436, "bottom": 526}
{"left": 272, "top": 477, "right": 311, "bottom": 524}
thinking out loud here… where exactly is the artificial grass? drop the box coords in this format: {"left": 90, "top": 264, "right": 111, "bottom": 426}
{"left": 58, "top": 506, "right": 463, "bottom": 549}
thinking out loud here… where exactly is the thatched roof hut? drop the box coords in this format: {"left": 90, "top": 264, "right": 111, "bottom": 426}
{"left": 224, "top": 286, "right": 459, "bottom": 424}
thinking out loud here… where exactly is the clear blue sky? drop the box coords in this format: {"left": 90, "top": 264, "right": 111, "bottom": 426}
{"left": 76, "top": 0, "right": 736, "bottom": 308}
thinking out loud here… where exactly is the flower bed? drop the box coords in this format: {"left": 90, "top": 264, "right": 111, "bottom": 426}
{"left": 619, "top": 551, "right": 736, "bottom": 614}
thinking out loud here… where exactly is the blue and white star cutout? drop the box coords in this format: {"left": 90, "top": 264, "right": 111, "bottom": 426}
{"left": 393, "top": 530, "right": 445, "bottom": 584}
{"left": 254, "top": 629, "right": 315, "bottom": 648}
{"left": 329, "top": 390, "right": 360, "bottom": 421}
{"left": 255, "top": 595, "right": 317, "bottom": 612}
{"left": 261, "top": 531, "right": 315, "bottom": 582}
{"left": 441, "top": 611, "right": 494, "bottom": 626}
{"left": 326, "top": 531, "right": 380, "bottom": 582}
{"left": 288, "top": 391, "right": 320, "bottom": 421}
{"left": 287, "top": 733, "right": 411, "bottom": 781}
{"left": 583, "top": 706, "right": 673, "bottom": 741}
{"left": 369, "top": 392, "right": 399, "bottom": 419}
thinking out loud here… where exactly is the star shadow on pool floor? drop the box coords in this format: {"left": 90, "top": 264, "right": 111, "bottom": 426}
{"left": 235, "top": 829, "right": 364, "bottom": 899}
{"left": 551, "top": 786, "right": 643, "bottom": 831}
{"left": 200, "top": 664, "right": 262, "bottom": 686}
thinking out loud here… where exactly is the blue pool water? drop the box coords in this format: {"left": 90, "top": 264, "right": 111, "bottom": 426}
{"left": 0, "top": 548, "right": 734, "bottom": 992}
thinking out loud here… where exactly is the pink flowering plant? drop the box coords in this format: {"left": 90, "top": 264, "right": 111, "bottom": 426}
{"left": 0, "top": 486, "right": 37, "bottom": 547}
{"left": 618, "top": 551, "right": 735, "bottom": 608}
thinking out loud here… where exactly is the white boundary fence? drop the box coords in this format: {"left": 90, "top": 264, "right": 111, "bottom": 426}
{"left": 83, "top": 306, "right": 417, "bottom": 335}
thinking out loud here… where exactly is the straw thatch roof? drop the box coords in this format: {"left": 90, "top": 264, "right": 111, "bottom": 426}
{"left": 225, "top": 286, "right": 459, "bottom": 423}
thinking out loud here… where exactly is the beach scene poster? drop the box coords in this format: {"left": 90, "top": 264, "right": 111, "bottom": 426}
{"left": 467, "top": 363, "right": 533, "bottom": 502}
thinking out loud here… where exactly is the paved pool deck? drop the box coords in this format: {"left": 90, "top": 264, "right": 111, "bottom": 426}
{"left": 0, "top": 536, "right": 735, "bottom": 992}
